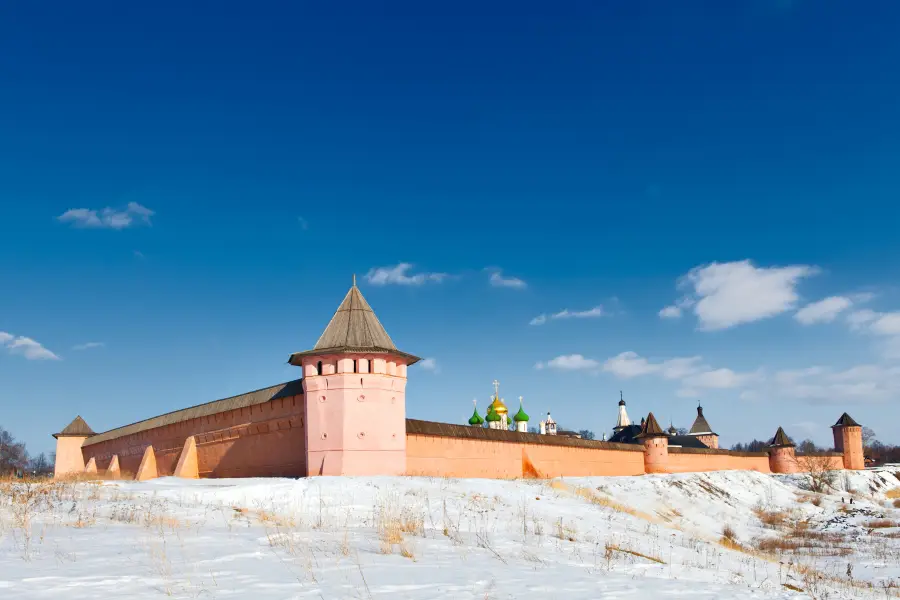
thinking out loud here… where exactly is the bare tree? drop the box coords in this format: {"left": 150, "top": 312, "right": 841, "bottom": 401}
{"left": 0, "top": 426, "right": 29, "bottom": 473}
{"left": 797, "top": 439, "right": 819, "bottom": 454}
{"left": 862, "top": 427, "right": 877, "bottom": 448}
{"left": 797, "top": 453, "right": 837, "bottom": 493}
{"left": 28, "top": 453, "right": 53, "bottom": 475}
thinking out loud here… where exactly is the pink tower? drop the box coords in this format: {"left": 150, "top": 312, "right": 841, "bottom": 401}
{"left": 289, "top": 277, "right": 421, "bottom": 476}
{"left": 637, "top": 412, "right": 669, "bottom": 474}
{"left": 832, "top": 412, "right": 864, "bottom": 470}
{"left": 767, "top": 426, "right": 798, "bottom": 474}
{"left": 52, "top": 416, "right": 95, "bottom": 478}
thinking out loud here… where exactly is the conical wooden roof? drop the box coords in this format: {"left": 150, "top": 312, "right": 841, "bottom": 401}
{"left": 832, "top": 412, "right": 860, "bottom": 428}
{"left": 769, "top": 426, "right": 794, "bottom": 448}
{"left": 53, "top": 415, "right": 95, "bottom": 439}
{"left": 288, "top": 281, "right": 420, "bottom": 365}
{"left": 637, "top": 412, "right": 666, "bottom": 438}
{"left": 689, "top": 405, "right": 716, "bottom": 435}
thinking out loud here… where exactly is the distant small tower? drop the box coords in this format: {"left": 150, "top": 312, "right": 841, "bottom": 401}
{"left": 52, "top": 416, "right": 95, "bottom": 478}
{"left": 687, "top": 403, "right": 719, "bottom": 449}
{"left": 614, "top": 391, "right": 631, "bottom": 432}
{"left": 513, "top": 396, "right": 530, "bottom": 433}
{"left": 468, "top": 399, "right": 485, "bottom": 427}
{"left": 541, "top": 412, "right": 557, "bottom": 436}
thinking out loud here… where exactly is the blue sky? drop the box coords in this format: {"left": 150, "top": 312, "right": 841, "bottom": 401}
{"left": 3, "top": 1, "right": 900, "bottom": 455}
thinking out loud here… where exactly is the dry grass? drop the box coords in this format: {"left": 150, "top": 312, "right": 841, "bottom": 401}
{"left": 604, "top": 542, "right": 665, "bottom": 564}
{"left": 753, "top": 508, "right": 789, "bottom": 529}
{"left": 866, "top": 519, "right": 900, "bottom": 529}
{"left": 375, "top": 492, "right": 424, "bottom": 559}
{"left": 885, "top": 488, "right": 900, "bottom": 499}
{"left": 555, "top": 481, "right": 656, "bottom": 523}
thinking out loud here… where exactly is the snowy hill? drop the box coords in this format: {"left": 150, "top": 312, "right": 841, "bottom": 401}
{"left": 2, "top": 469, "right": 900, "bottom": 599}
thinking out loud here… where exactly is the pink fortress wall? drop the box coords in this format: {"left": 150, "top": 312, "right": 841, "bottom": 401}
{"left": 667, "top": 447, "right": 772, "bottom": 474}
{"left": 405, "top": 421, "right": 646, "bottom": 478}
{"left": 81, "top": 394, "right": 306, "bottom": 478}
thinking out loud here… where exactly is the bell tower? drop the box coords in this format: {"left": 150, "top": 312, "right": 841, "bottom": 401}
{"left": 289, "top": 277, "right": 420, "bottom": 476}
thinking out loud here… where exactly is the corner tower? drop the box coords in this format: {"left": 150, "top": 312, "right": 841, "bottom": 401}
{"left": 289, "top": 277, "right": 420, "bottom": 476}
{"left": 52, "top": 416, "right": 95, "bottom": 478}
{"left": 832, "top": 412, "right": 864, "bottom": 470}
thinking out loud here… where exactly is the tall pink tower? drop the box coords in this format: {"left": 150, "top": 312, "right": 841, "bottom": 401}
{"left": 289, "top": 276, "right": 421, "bottom": 476}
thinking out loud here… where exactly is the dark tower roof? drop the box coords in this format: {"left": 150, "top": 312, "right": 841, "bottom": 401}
{"left": 637, "top": 412, "right": 667, "bottom": 438}
{"left": 618, "top": 390, "right": 626, "bottom": 406}
{"left": 53, "top": 416, "right": 95, "bottom": 439}
{"left": 689, "top": 405, "right": 716, "bottom": 435}
{"left": 832, "top": 413, "right": 860, "bottom": 428}
{"left": 288, "top": 278, "right": 421, "bottom": 365}
{"left": 769, "top": 426, "right": 795, "bottom": 448}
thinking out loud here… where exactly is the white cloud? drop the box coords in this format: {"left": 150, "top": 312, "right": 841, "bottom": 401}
{"left": 418, "top": 358, "right": 439, "bottom": 373}
{"left": 602, "top": 350, "right": 757, "bottom": 398}
{"left": 870, "top": 313, "right": 900, "bottom": 336}
{"left": 602, "top": 351, "right": 704, "bottom": 380}
{"left": 535, "top": 354, "right": 600, "bottom": 372}
{"left": 681, "top": 368, "right": 759, "bottom": 389}
{"left": 365, "top": 263, "right": 448, "bottom": 286}
{"left": 658, "top": 305, "right": 682, "bottom": 319}
{"left": 845, "top": 308, "right": 900, "bottom": 360}
{"left": 57, "top": 202, "right": 155, "bottom": 230}
{"left": 530, "top": 306, "right": 604, "bottom": 325}
{"left": 72, "top": 342, "right": 104, "bottom": 351}
{"left": 1, "top": 332, "right": 60, "bottom": 360}
{"left": 487, "top": 268, "right": 527, "bottom": 290}
{"left": 672, "top": 260, "right": 817, "bottom": 330}
{"left": 768, "top": 363, "right": 900, "bottom": 404}
{"left": 794, "top": 296, "right": 853, "bottom": 325}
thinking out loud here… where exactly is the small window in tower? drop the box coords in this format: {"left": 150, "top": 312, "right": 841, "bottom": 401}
{"left": 353, "top": 360, "right": 358, "bottom": 373}
{"left": 316, "top": 361, "right": 322, "bottom": 376}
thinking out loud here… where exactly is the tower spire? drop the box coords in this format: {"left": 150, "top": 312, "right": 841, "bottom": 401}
{"left": 353, "top": 273, "right": 357, "bottom": 286}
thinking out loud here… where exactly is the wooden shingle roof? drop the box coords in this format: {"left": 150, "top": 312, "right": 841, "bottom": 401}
{"left": 637, "top": 412, "right": 667, "bottom": 438}
{"left": 83, "top": 380, "right": 303, "bottom": 447}
{"left": 769, "top": 426, "right": 795, "bottom": 448}
{"left": 832, "top": 412, "right": 860, "bottom": 428}
{"left": 689, "top": 405, "right": 716, "bottom": 435}
{"left": 288, "top": 282, "right": 420, "bottom": 365}
{"left": 53, "top": 416, "right": 95, "bottom": 439}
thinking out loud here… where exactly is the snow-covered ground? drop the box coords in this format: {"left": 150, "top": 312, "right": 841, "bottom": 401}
{"left": 2, "top": 469, "right": 900, "bottom": 599}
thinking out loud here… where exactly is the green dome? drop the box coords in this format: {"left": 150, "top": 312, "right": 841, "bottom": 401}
{"left": 468, "top": 407, "right": 484, "bottom": 426}
{"left": 513, "top": 403, "right": 530, "bottom": 422}
{"left": 485, "top": 406, "right": 501, "bottom": 422}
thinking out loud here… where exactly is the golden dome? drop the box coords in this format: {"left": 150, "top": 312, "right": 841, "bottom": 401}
{"left": 488, "top": 395, "right": 508, "bottom": 415}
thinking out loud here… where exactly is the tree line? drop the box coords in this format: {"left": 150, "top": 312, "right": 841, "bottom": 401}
{"left": 0, "top": 425, "right": 54, "bottom": 476}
